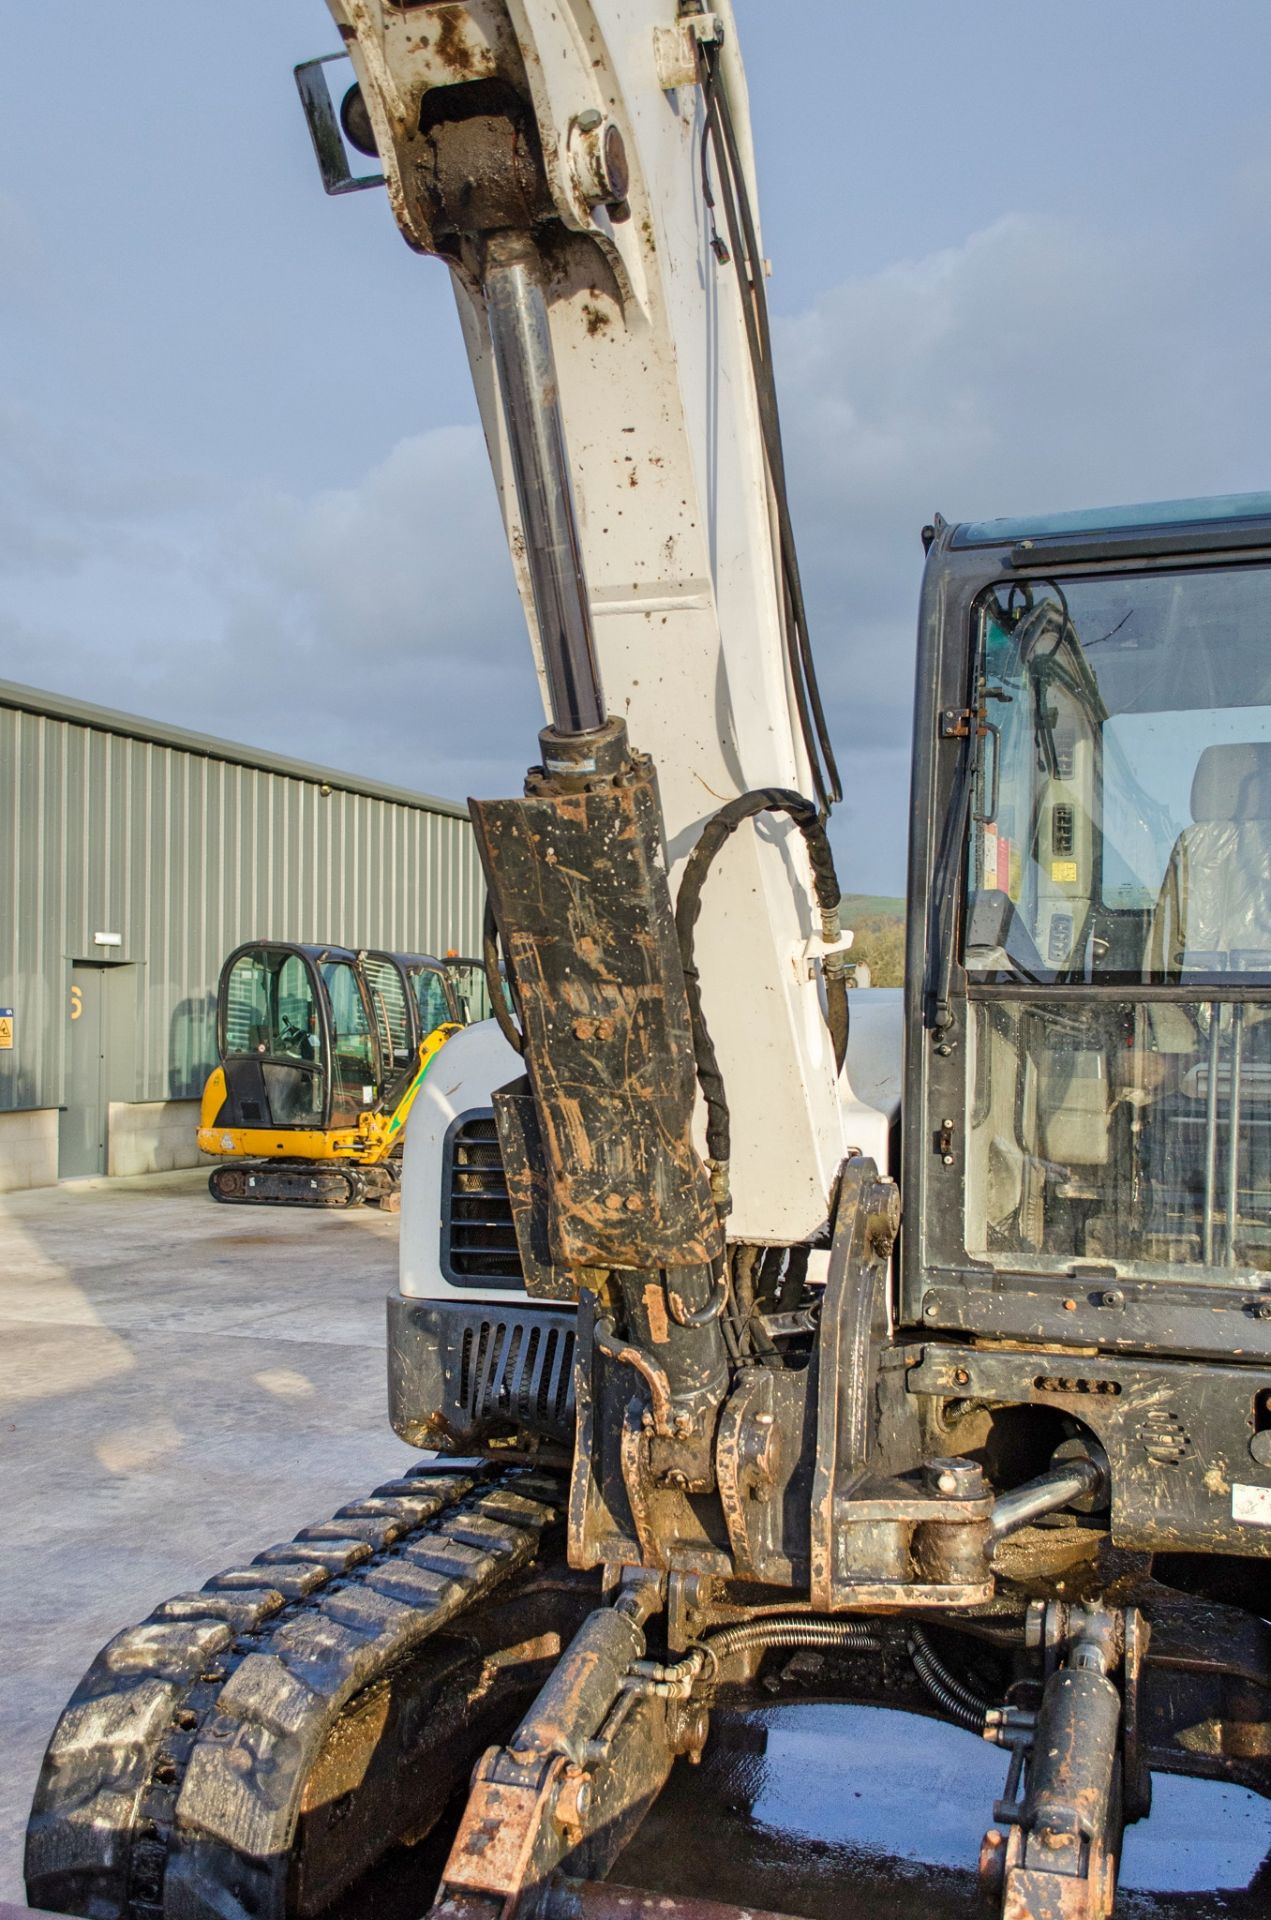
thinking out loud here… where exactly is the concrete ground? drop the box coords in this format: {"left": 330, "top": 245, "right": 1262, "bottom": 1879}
{"left": 0, "top": 1170, "right": 416, "bottom": 1903}
{"left": 2, "top": 1175, "right": 1267, "bottom": 1918}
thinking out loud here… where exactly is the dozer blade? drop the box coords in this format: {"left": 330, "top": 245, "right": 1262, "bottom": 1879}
{"left": 26, "top": 1462, "right": 591, "bottom": 1920}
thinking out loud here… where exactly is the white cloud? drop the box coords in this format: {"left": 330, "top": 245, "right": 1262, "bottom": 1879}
{"left": 775, "top": 202, "right": 1271, "bottom": 887}
{"left": 2, "top": 192, "right": 1270, "bottom": 893}
{"left": 208, "top": 425, "right": 539, "bottom": 795}
{"left": 0, "top": 418, "right": 539, "bottom": 802}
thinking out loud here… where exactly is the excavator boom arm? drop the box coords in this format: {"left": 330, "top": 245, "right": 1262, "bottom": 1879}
{"left": 318, "top": 0, "right": 883, "bottom": 1240}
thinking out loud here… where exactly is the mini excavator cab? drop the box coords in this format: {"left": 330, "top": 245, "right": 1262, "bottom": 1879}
{"left": 441, "top": 954, "right": 496, "bottom": 1025}
{"left": 199, "top": 941, "right": 461, "bottom": 1205}
{"left": 911, "top": 497, "right": 1271, "bottom": 1337}
{"left": 207, "top": 942, "right": 377, "bottom": 1134}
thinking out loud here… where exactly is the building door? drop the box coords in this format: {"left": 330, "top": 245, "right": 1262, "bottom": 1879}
{"left": 60, "top": 963, "right": 108, "bottom": 1177}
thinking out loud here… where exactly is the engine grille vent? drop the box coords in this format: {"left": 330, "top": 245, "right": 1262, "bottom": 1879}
{"left": 442, "top": 1112, "right": 523, "bottom": 1285}
{"left": 458, "top": 1314, "right": 575, "bottom": 1439}
{"left": 1139, "top": 1405, "right": 1190, "bottom": 1465}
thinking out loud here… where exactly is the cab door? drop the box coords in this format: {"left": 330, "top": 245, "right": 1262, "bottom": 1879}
{"left": 318, "top": 958, "right": 380, "bottom": 1129}
{"left": 218, "top": 946, "right": 327, "bottom": 1131}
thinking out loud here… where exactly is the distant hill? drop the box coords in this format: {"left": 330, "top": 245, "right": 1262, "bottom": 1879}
{"left": 840, "top": 893, "right": 906, "bottom": 987}
{"left": 840, "top": 894, "right": 905, "bottom": 921}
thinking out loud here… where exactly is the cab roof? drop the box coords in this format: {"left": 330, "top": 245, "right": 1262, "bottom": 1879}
{"left": 950, "top": 490, "right": 1271, "bottom": 550}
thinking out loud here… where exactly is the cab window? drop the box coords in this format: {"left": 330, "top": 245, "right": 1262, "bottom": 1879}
{"left": 320, "top": 959, "right": 376, "bottom": 1125}
{"left": 411, "top": 966, "right": 455, "bottom": 1035}
{"left": 224, "top": 949, "right": 319, "bottom": 1061}
{"left": 961, "top": 564, "right": 1271, "bottom": 1276}
{"left": 362, "top": 956, "right": 414, "bottom": 1071}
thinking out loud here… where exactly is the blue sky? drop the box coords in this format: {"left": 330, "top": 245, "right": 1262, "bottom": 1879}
{"left": 4, "top": 3, "right": 1271, "bottom": 892}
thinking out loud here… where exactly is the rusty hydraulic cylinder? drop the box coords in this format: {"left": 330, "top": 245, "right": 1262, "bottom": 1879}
{"left": 508, "top": 1604, "right": 647, "bottom": 1768}
{"left": 1021, "top": 1666, "right": 1120, "bottom": 1873}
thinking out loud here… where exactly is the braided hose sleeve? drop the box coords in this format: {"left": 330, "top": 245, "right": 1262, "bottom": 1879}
{"left": 627, "top": 1615, "right": 883, "bottom": 1696}
{"left": 700, "top": 1615, "right": 881, "bottom": 1663}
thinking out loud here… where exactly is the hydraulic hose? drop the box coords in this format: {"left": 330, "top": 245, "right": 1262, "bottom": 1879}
{"left": 697, "top": 38, "right": 840, "bottom": 814}
{"left": 701, "top": 1616, "right": 880, "bottom": 1661}
{"left": 907, "top": 1624, "right": 990, "bottom": 1733}
{"left": 482, "top": 897, "right": 524, "bottom": 1056}
{"left": 628, "top": 1614, "right": 881, "bottom": 1696}
{"left": 674, "top": 788, "right": 849, "bottom": 1212}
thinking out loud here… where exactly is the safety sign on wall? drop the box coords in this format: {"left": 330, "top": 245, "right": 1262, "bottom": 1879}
{"left": 0, "top": 1009, "right": 13, "bottom": 1050}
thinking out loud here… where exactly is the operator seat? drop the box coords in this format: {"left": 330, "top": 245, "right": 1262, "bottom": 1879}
{"left": 1147, "top": 741, "right": 1271, "bottom": 978}
{"left": 1142, "top": 743, "right": 1271, "bottom": 1258}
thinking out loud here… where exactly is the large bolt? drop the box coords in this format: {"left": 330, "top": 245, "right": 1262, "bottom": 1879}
{"left": 978, "top": 1826, "right": 1006, "bottom": 1890}
{"left": 925, "top": 1456, "right": 986, "bottom": 1500}
{"left": 555, "top": 1767, "right": 592, "bottom": 1836}
{"left": 570, "top": 115, "right": 630, "bottom": 209}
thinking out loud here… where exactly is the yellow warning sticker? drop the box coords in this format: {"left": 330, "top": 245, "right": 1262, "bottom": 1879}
{"left": 0, "top": 1012, "right": 12, "bottom": 1050}
{"left": 1051, "top": 860, "right": 1078, "bottom": 884}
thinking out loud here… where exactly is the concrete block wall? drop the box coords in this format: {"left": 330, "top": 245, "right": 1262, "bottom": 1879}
{"left": 107, "top": 1100, "right": 203, "bottom": 1177}
{"left": 0, "top": 1109, "right": 58, "bottom": 1192}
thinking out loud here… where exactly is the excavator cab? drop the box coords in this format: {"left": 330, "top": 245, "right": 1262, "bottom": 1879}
{"left": 364, "top": 950, "right": 463, "bottom": 1096}
{"left": 440, "top": 953, "right": 493, "bottom": 1024}
{"left": 907, "top": 495, "right": 1271, "bottom": 1554}
{"left": 210, "top": 942, "right": 371, "bottom": 1134}
{"left": 199, "top": 940, "right": 462, "bottom": 1206}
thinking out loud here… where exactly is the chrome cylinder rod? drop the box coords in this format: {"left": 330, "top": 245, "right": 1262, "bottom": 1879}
{"left": 484, "top": 239, "right": 606, "bottom": 738}
{"left": 989, "top": 1453, "right": 1105, "bottom": 1542}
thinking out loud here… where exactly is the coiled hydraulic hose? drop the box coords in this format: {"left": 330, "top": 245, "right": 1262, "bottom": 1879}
{"left": 702, "top": 1616, "right": 879, "bottom": 1662}
{"left": 907, "top": 1624, "right": 991, "bottom": 1733}
{"left": 629, "top": 1614, "right": 881, "bottom": 1696}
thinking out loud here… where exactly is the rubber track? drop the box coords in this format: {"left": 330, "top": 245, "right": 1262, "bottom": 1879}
{"left": 27, "top": 1462, "right": 565, "bottom": 1920}
{"left": 208, "top": 1167, "right": 369, "bottom": 1209}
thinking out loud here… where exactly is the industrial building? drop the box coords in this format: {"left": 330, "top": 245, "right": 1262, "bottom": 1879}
{"left": 0, "top": 678, "right": 485, "bottom": 1191}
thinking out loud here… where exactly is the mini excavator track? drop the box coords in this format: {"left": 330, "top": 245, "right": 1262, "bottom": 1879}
{"left": 207, "top": 1162, "right": 394, "bottom": 1209}
{"left": 27, "top": 1462, "right": 585, "bottom": 1920}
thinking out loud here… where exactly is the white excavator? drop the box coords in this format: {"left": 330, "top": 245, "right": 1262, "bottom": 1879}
{"left": 28, "top": 7, "right": 1270, "bottom": 1920}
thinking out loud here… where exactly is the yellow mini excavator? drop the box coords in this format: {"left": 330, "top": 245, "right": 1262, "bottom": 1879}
{"left": 198, "top": 941, "right": 462, "bottom": 1207}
